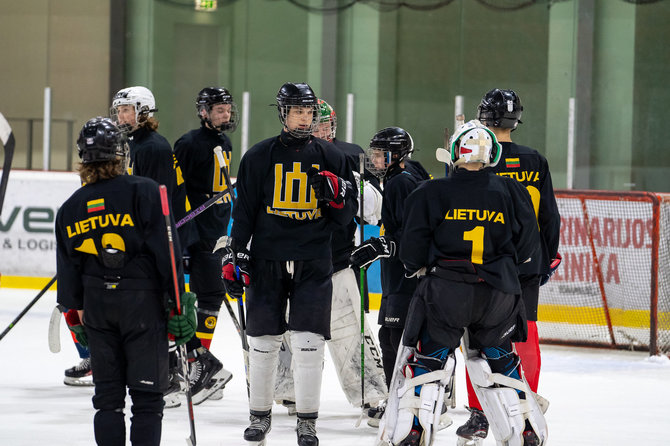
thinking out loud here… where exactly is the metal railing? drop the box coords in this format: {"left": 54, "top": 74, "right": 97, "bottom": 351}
{"left": 5, "top": 117, "right": 76, "bottom": 171}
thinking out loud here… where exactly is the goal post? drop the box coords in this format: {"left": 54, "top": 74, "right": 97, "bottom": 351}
{"left": 538, "top": 189, "right": 670, "bottom": 356}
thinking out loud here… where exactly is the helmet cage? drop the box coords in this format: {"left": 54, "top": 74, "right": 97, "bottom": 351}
{"left": 276, "top": 83, "right": 319, "bottom": 138}
{"left": 77, "top": 117, "right": 128, "bottom": 164}
{"left": 449, "top": 120, "right": 501, "bottom": 168}
{"left": 196, "top": 87, "right": 239, "bottom": 133}
{"left": 366, "top": 127, "right": 414, "bottom": 179}
{"left": 110, "top": 86, "right": 157, "bottom": 132}
{"left": 316, "top": 99, "right": 337, "bottom": 141}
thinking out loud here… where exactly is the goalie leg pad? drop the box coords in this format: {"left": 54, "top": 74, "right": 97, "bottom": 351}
{"left": 378, "top": 346, "right": 455, "bottom": 446}
{"left": 329, "top": 268, "right": 387, "bottom": 406}
{"left": 463, "top": 337, "right": 548, "bottom": 446}
{"left": 248, "top": 334, "right": 283, "bottom": 413}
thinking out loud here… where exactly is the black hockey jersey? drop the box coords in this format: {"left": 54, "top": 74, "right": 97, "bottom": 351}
{"left": 378, "top": 162, "right": 430, "bottom": 327}
{"left": 400, "top": 169, "right": 540, "bottom": 295}
{"left": 490, "top": 142, "right": 560, "bottom": 279}
{"left": 128, "top": 126, "right": 197, "bottom": 249}
{"left": 174, "top": 124, "right": 233, "bottom": 240}
{"left": 330, "top": 138, "right": 381, "bottom": 272}
{"left": 55, "top": 175, "right": 183, "bottom": 311}
{"left": 231, "top": 131, "right": 357, "bottom": 261}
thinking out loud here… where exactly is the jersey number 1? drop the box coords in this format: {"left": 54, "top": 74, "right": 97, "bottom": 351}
{"left": 463, "top": 226, "right": 484, "bottom": 264}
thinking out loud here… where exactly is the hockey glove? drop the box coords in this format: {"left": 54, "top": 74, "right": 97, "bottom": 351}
{"left": 167, "top": 291, "right": 197, "bottom": 346}
{"left": 350, "top": 236, "right": 396, "bottom": 269}
{"left": 540, "top": 252, "right": 562, "bottom": 286}
{"left": 307, "top": 167, "right": 348, "bottom": 209}
{"left": 64, "top": 309, "right": 88, "bottom": 347}
{"left": 221, "top": 247, "right": 252, "bottom": 299}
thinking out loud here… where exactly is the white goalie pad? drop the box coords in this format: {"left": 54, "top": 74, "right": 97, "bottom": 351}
{"left": 462, "top": 336, "right": 548, "bottom": 446}
{"left": 376, "top": 345, "right": 455, "bottom": 446}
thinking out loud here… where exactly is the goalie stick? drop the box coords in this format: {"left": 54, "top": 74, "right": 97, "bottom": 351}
{"left": 0, "top": 112, "right": 16, "bottom": 216}
{"left": 160, "top": 185, "right": 197, "bottom": 446}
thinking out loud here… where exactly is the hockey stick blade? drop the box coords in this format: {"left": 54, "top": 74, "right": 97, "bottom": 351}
{"left": 48, "top": 305, "right": 65, "bottom": 353}
{"left": 0, "top": 112, "right": 16, "bottom": 216}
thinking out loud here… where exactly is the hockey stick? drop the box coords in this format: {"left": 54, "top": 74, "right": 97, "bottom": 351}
{"left": 0, "top": 275, "right": 57, "bottom": 342}
{"left": 159, "top": 185, "right": 196, "bottom": 446}
{"left": 0, "top": 112, "right": 15, "bottom": 216}
{"left": 355, "top": 152, "right": 367, "bottom": 427}
{"left": 48, "top": 304, "right": 66, "bottom": 353}
{"left": 175, "top": 183, "right": 235, "bottom": 229}
{"left": 213, "top": 147, "right": 250, "bottom": 396}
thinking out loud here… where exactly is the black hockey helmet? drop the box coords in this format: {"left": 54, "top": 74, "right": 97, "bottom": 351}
{"left": 196, "top": 87, "right": 238, "bottom": 132}
{"left": 77, "top": 117, "right": 127, "bottom": 164}
{"left": 276, "top": 82, "right": 319, "bottom": 138}
{"left": 477, "top": 88, "right": 523, "bottom": 129}
{"left": 366, "top": 127, "right": 414, "bottom": 179}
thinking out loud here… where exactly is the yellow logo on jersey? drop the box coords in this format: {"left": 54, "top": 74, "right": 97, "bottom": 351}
{"left": 496, "top": 170, "right": 539, "bottom": 183}
{"left": 267, "top": 162, "right": 322, "bottom": 220}
{"left": 66, "top": 213, "right": 135, "bottom": 238}
{"left": 444, "top": 208, "right": 505, "bottom": 224}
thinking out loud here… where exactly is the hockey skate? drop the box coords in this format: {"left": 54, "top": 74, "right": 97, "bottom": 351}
{"left": 296, "top": 417, "right": 318, "bottom": 446}
{"left": 188, "top": 347, "right": 233, "bottom": 405}
{"left": 64, "top": 358, "right": 94, "bottom": 386}
{"left": 456, "top": 407, "right": 488, "bottom": 446}
{"left": 244, "top": 413, "right": 271, "bottom": 446}
{"left": 163, "top": 367, "right": 183, "bottom": 409}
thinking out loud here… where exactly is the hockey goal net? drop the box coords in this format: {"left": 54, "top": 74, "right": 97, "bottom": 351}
{"left": 538, "top": 190, "right": 670, "bottom": 355}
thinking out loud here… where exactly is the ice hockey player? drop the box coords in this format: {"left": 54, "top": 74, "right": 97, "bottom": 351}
{"left": 274, "top": 99, "right": 387, "bottom": 417}
{"left": 375, "top": 120, "right": 546, "bottom": 446}
{"left": 55, "top": 117, "right": 197, "bottom": 446}
{"left": 222, "top": 82, "right": 357, "bottom": 446}
{"left": 171, "top": 87, "right": 239, "bottom": 404}
{"left": 456, "top": 89, "right": 561, "bottom": 445}
{"left": 111, "top": 86, "right": 227, "bottom": 407}
{"left": 349, "top": 127, "right": 431, "bottom": 426}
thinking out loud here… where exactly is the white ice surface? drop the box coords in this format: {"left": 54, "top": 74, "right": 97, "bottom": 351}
{"left": 1, "top": 288, "right": 669, "bottom": 445}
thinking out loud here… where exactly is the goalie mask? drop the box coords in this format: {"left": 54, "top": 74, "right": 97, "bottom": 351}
{"left": 77, "top": 117, "right": 128, "bottom": 164}
{"left": 477, "top": 88, "right": 523, "bottom": 129}
{"left": 196, "top": 87, "right": 239, "bottom": 133}
{"left": 110, "top": 86, "right": 157, "bottom": 132}
{"left": 276, "top": 82, "right": 319, "bottom": 139}
{"left": 366, "top": 127, "right": 414, "bottom": 179}
{"left": 313, "top": 99, "right": 337, "bottom": 142}
{"left": 448, "top": 120, "right": 501, "bottom": 169}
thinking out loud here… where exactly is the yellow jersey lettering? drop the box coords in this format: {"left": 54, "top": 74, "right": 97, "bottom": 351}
{"left": 444, "top": 208, "right": 505, "bottom": 224}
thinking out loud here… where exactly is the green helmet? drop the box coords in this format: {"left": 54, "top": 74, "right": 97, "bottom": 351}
{"left": 316, "top": 99, "right": 337, "bottom": 141}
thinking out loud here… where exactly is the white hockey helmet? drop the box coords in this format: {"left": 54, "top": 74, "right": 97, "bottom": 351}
{"left": 110, "top": 86, "right": 157, "bottom": 129}
{"left": 448, "top": 120, "right": 501, "bottom": 168}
